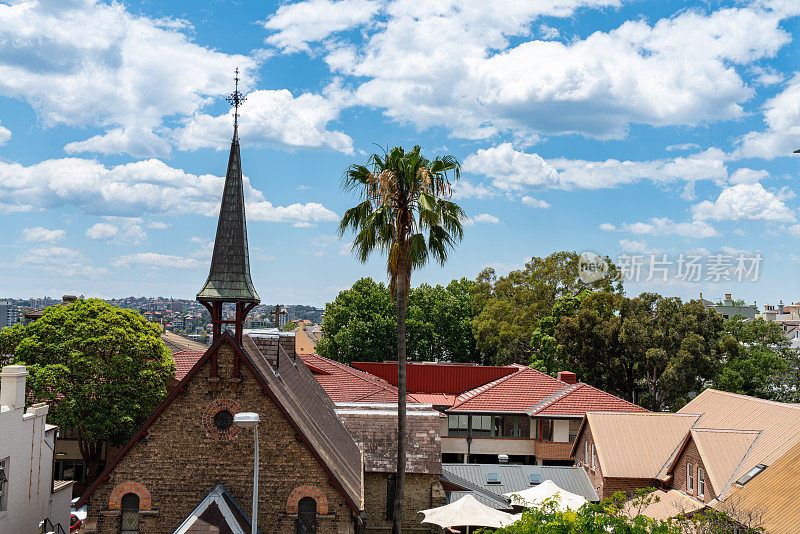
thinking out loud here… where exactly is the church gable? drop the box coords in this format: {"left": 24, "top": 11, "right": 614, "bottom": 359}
{"left": 81, "top": 334, "right": 355, "bottom": 533}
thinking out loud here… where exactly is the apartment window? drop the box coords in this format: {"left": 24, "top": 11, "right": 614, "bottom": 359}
{"left": 471, "top": 415, "right": 493, "bottom": 437}
{"left": 55, "top": 460, "right": 87, "bottom": 483}
{"left": 585, "top": 442, "right": 590, "bottom": 465}
{"left": 0, "top": 457, "right": 7, "bottom": 513}
{"left": 698, "top": 468, "right": 705, "bottom": 498}
{"left": 687, "top": 463, "right": 694, "bottom": 492}
{"left": 448, "top": 414, "right": 469, "bottom": 437}
{"left": 591, "top": 444, "right": 596, "bottom": 469}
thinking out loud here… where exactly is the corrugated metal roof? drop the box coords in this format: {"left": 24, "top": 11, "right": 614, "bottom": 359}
{"left": 351, "top": 361, "right": 516, "bottom": 394}
{"left": 690, "top": 429, "right": 759, "bottom": 497}
{"left": 585, "top": 412, "right": 701, "bottom": 478}
{"left": 448, "top": 490, "right": 510, "bottom": 510}
{"left": 441, "top": 463, "right": 598, "bottom": 505}
{"left": 627, "top": 489, "right": 705, "bottom": 521}
{"left": 679, "top": 389, "right": 800, "bottom": 485}
{"left": 722, "top": 439, "right": 800, "bottom": 534}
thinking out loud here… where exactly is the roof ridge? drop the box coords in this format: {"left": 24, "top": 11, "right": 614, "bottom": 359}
{"left": 588, "top": 411, "right": 701, "bottom": 417}
{"left": 691, "top": 428, "right": 762, "bottom": 434}
{"left": 575, "top": 382, "right": 647, "bottom": 409}
{"left": 528, "top": 383, "right": 583, "bottom": 415}
{"left": 698, "top": 388, "right": 800, "bottom": 410}
{"left": 311, "top": 354, "right": 400, "bottom": 393}
{"left": 450, "top": 366, "right": 524, "bottom": 409}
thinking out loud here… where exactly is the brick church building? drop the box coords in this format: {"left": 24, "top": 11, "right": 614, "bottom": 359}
{"left": 77, "top": 80, "right": 365, "bottom": 534}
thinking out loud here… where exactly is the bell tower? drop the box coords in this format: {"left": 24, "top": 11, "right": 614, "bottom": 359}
{"left": 197, "top": 69, "right": 260, "bottom": 347}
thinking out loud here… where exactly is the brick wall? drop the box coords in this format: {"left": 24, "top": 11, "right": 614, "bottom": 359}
{"left": 85, "top": 341, "right": 355, "bottom": 534}
{"left": 671, "top": 438, "right": 716, "bottom": 503}
{"left": 362, "top": 473, "right": 445, "bottom": 533}
{"left": 534, "top": 440, "right": 573, "bottom": 460}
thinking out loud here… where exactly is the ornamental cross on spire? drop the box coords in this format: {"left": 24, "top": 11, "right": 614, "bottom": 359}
{"left": 226, "top": 67, "right": 246, "bottom": 132}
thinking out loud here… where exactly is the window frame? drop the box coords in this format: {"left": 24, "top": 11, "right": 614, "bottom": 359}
{"left": 590, "top": 444, "right": 596, "bottom": 469}
{"left": 120, "top": 492, "right": 140, "bottom": 534}
{"left": 0, "top": 457, "right": 8, "bottom": 513}
{"left": 687, "top": 463, "right": 694, "bottom": 492}
{"left": 698, "top": 467, "right": 705, "bottom": 498}
{"left": 486, "top": 472, "right": 501, "bottom": 485}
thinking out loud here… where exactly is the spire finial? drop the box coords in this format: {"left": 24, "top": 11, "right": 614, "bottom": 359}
{"left": 226, "top": 67, "right": 246, "bottom": 136}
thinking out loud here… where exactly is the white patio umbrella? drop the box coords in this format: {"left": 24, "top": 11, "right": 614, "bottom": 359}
{"left": 503, "top": 480, "right": 587, "bottom": 511}
{"left": 420, "top": 494, "right": 517, "bottom": 529}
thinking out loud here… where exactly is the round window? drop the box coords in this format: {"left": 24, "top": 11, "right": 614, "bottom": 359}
{"left": 214, "top": 409, "right": 233, "bottom": 430}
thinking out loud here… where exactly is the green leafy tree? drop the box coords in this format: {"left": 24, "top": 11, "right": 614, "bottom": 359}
{"left": 338, "top": 145, "right": 465, "bottom": 534}
{"left": 472, "top": 251, "right": 621, "bottom": 365}
{"left": 556, "top": 292, "right": 723, "bottom": 410}
{"left": 0, "top": 298, "right": 174, "bottom": 482}
{"left": 714, "top": 317, "right": 791, "bottom": 399}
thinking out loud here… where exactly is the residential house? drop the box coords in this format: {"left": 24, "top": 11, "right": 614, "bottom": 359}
{"left": 0, "top": 364, "right": 72, "bottom": 533}
{"left": 353, "top": 361, "right": 647, "bottom": 466}
{"left": 296, "top": 324, "right": 323, "bottom": 355}
{"left": 700, "top": 292, "right": 758, "bottom": 319}
{"left": 574, "top": 388, "right": 800, "bottom": 530}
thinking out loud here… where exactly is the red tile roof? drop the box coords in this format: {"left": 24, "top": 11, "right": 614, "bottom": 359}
{"left": 172, "top": 350, "right": 204, "bottom": 381}
{"left": 300, "top": 354, "right": 408, "bottom": 403}
{"left": 449, "top": 367, "right": 647, "bottom": 416}
{"left": 409, "top": 393, "right": 458, "bottom": 406}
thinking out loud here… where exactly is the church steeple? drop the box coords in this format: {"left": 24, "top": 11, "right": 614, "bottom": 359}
{"left": 197, "top": 69, "right": 259, "bottom": 346}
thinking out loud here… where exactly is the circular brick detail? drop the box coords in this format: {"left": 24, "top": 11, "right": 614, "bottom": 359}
{"left": 286, "top": 485, "right": 328, "bottom": 515}
{"left": 109, "top": 481, "right": 151, "bottom": 511}
{"left": 202, "top": 399, "right": 243, "bottom": 441}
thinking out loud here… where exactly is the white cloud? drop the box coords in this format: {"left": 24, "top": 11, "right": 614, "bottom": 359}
{"left": 16, "top": 245, "right": 107, "bottom": 278}
{"left": 22, "top": 226, "right": 65, "bottom": 243}
{"left": 0, "top": 157, "right": 338, "bottom": 224}
{"left": 619, "top": 239, "right": 652, "bottom": 254}
{"left": 86, "top": 222, "right": 118, "bottom": 240}
{"left": 110, "top": 253, "right": 204, "bottom": 269}
{"left": 521, "top": 196, "right": 550, "bottom": 208}
{"left": 464, "top": 213, "right": 501, "bottom": 226}
{"left": 176, "top": 85, "right": 354, "bottom": 153}
{"left": 729, "top": 168, "right": 769, "bottom": 184}
{"left": 734, "top": 73, "right": 800, "bottom": 160}
{"left": 609, "top": 217, "right": 719, "bottom": 238}
{"left": 146, "top": 221, "right": 170, "bottom": 230}
{"left": 463, "top": 143, "right": 727, "bottom": 192}
{"left": 264, "top": 0, "right": 381, "bottom": 53}
{"left": 324, "top": 2, "right": 790, "bottom": 140}
{"left": 692, "top": 183, "right": 796, "bottom": 222}
{"left": 0, "top": 0, "right": 254, "bottom": 157}
{"left": 452, "top": 181, "right": 495, "bottom": 200}
{"left": 0, "top": 123, "right": 10, "bottom": 146}
{"left": 665, "top": 143, "right": 701, "bottom": 152}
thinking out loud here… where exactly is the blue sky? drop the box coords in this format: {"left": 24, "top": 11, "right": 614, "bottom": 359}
{"left": 1, "top": 0, "right": 799, "bottom": 307}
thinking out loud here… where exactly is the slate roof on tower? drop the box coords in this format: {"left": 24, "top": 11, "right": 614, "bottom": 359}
{"left": 196, "top": 121, "right": 259, "bottom": 303}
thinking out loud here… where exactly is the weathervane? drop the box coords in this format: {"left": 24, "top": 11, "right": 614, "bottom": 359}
{"left": 226, "top": 67, "right": 246, "bottom": 133}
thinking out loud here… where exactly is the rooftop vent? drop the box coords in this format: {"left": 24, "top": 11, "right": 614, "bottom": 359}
{"left": 557, "top": 371, "right": 577, "bottom": 384}
{"left": 736, "top": 464, "right": 766, "bottom": 486}
{"left": 498, "top": 454, "right": 509, "bottom": 464}
{"left": 528, "top": 474, "right": 542, "bottom": 485}
{"left": 486, "top": 472, "right": 501, "bottom": 485}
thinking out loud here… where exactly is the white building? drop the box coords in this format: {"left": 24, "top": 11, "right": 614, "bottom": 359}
{"left": 0, "top": 365, "right": 72, "bottom": 533}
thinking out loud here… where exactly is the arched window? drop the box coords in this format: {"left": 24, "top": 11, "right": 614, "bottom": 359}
{"left": 120, "top": 493, "right": 140, "bottom": 534}
{"left": 296, "top": 496, "right": 317, "bottom": 534}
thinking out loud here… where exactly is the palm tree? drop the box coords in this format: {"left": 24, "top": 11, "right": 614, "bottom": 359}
{"left": 339, "top": 145, "right": 466, "bottom": 534}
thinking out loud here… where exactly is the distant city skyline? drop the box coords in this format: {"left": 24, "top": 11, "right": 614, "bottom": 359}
{"left": 1, "top": 1, "right": 799, "bottom": 306}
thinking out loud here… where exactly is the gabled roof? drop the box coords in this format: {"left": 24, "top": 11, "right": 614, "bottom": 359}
{"left": 196, "top": 125, "right": 259, "bottom": 303}
{"left": 448, "top": 367, "right": 646, "bottom": 416}
{"left": 679, "top": 389, "right": 800, "bottom": 482}
{"left": 78, "top": 332, "right": 363, "bottom": 513}
{"left": 688, "top": 429, "right": 760, "bottom": 497}
{"left": 625, "top": 489, "right": 705, "bottom": 521}
{"left": 162, "top": 331, "right": 208, "bottom": 354}
{"left": 574, "top": 412, "right": 701, "bottom": 478}
{"left": 300, "top": 353, "right": 409, "bottom": 403}
{"left": 172, "top": 485, "right": 262, "bottom": 534}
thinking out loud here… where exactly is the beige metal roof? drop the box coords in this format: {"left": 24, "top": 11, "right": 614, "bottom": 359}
{"left": 689, "top": 429, "right": 759, "bottom": 497}
{"left": 679, "top": 389, "right": 800, "bottom": 485}
{"left": 721, "top": 439, "right": 800, "bottom": 534}
{"left": 625, "top": 489, "right": 705, "bottom": 521}
{"left": 586, "top": 412, "right": 701, "bottom": 478}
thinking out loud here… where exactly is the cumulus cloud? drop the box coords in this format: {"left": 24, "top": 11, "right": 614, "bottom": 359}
{"left": 521, "top": 196, "right": 550, "bottom": 208}
{"left": 319, "top": 1, "right": 791, "bottom": 140}
{"left": 602, "top": 217, "right": 719, "bottom": 238}
{"left": 176, "top": 85, "right": 353, "bottom": 153}
{"left": 22, "top": 226, "right": 65, "bottom": 243}
{"left": 0, "top": 123, "right": 10, "bottom": 146}
{"left": 0, "top": 0, "right": 254, "bottom": 157}
{"left": 463, "top": 143, "right": 727, "bottom": 192}
{"left": 15, "top": 245, "right": 107, "bottom": 278}
{"left": 263, "top": 0, "right": 381, "bottom": 53}
{"left": 734, "top": 73, "right": 800, "bottom": 160}
{"left": 0, "top": 157, "right": 338, "bottom": 224}
{"left": 470, "top": 213, "right": 501, "bottom": 225}
{"left": 110, "top": 252, "right": 204, "bottom": 269}
{"left": 692, "top": 183, "right": 795, "bottom": 222}
{"left": 86, "top": 222, "right": 118, "bottom": 240}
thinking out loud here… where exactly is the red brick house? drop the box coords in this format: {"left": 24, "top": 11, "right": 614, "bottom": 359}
{"left": 77, "top": 95, "right": 364, "bottom": 534}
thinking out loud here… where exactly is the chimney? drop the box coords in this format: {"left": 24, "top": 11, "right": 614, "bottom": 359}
{"left": 1, "top": 365, "right": 28, "bottom": 410}
{"left": 724, "top": 293, "right": 733, "bottom": 306}
{"left": 557, "top": 371, "right": 577, "bottom": 384}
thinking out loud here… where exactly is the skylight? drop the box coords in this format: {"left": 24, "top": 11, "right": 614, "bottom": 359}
{"left": 736, "top": 464, "right": 766, "bottom": 486}
{"left": 486, "top": 473, "right": 501, "bottom": 484}
{"left": 528, "top": 474, "right": 542, "bottom": 485}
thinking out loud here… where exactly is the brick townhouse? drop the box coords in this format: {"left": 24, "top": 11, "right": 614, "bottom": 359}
{"left": 572, "top": 388, "right": 800, "bottom": 533}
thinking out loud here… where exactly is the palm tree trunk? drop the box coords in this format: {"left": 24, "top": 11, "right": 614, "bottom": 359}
{"left": 393, "top": 269, "right": 408, "bottom": 534}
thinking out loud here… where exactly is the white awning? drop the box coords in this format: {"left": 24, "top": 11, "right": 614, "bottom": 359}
{"left": 503, "top": 479, "right": 588, "bottom": 511}
{"left": 420, "top": 494, "right": 518, "bottom": 528}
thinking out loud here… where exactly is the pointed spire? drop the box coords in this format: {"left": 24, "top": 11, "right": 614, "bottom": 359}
{"left": 197, "top": 69, "right": 259, "bottom": 304}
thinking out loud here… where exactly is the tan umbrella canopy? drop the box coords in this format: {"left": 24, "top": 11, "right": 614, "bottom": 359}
{"left": 503, "top": 480, "right": 588, "bottom": 511}
{"left": 420, "top": 494, "right": 517, "bottom": 528}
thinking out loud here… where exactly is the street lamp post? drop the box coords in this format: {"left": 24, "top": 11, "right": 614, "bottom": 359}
{"left": 234, "top": 412, "right": 260, "bottom": 534}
